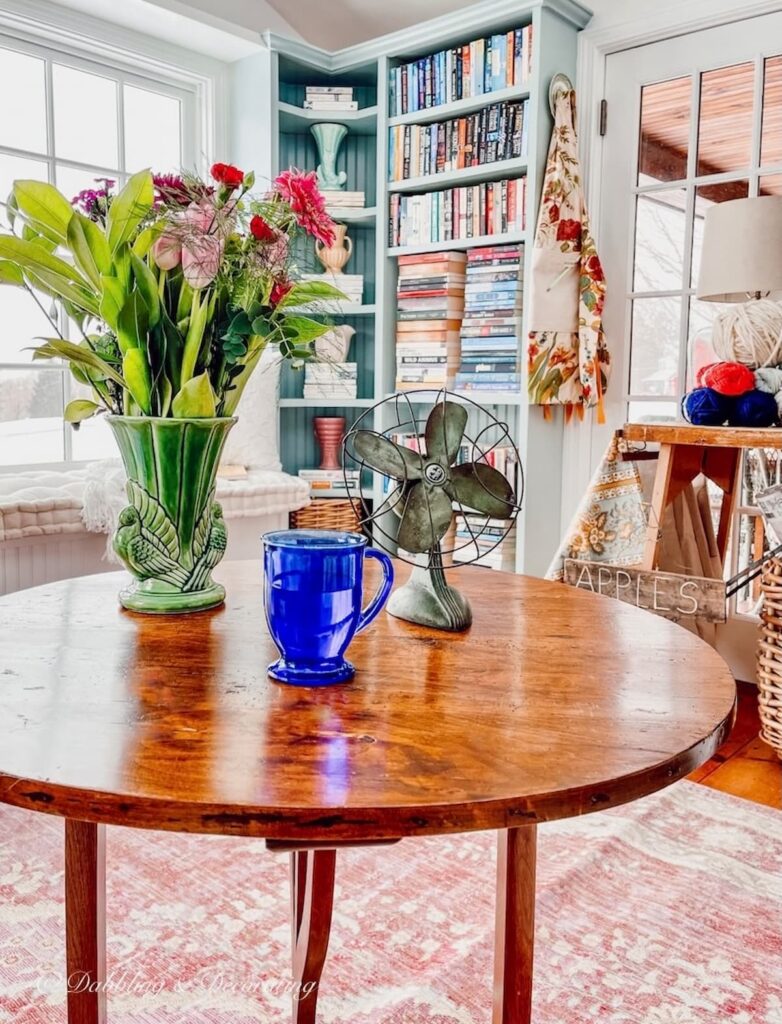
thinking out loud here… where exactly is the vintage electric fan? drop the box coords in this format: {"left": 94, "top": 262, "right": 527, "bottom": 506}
{"left": 343, "top": 390, "right": 523, "bottom": 631}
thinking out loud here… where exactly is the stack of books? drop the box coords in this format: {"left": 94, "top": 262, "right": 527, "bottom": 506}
{"left": 389, "top": 26, "right": 533, "bottom": 116}
{"left": 395, "top": 251, "right": 466, "bottom": 390}
{"left": 302, "top": 272, "right": 364, "bottom": 305}
{"left": 388, "top": 99, "right": 528, "bottom": 181}
{"left": 322, "top": 190, "right": 366, "bottom": 210}
{"left": 303, "top": 86, "right": 358, "bottom": 111}
{"left": 389, "top": 178, "right": 525, "bottom": 248}
{"left": 455, "top": 244, "right": 523, "bottom": 393}
{"left": 298, "top": 468, "right": 361, "bottom": 498}
{"left": 303, "top": 362, "right": 358, "bottom": 400}
{"left": 453, "top": 515, "right": 517, "bottom": 571}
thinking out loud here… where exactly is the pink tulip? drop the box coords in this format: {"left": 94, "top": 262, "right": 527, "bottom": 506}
{"left": 151, "top": 233, "right": 181, "bottom": 270}
{"left": 182, "top": 234, "right": 223, "bottom": 289}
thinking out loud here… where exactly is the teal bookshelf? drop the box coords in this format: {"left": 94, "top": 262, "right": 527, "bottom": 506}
{"left": 260, "top": 0, "right": 592, "bottom": 576}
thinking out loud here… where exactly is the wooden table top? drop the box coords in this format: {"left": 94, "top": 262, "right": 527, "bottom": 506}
{"left": 0, "top": 562, "right": 736, "bottom": 841}
{"left": 623, "top": 422, "right": 782, "bottom": 449}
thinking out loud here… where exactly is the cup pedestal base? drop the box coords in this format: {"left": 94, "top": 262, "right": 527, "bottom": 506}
{"left": 267, "top": 657, "right": 356, "bottom": 686}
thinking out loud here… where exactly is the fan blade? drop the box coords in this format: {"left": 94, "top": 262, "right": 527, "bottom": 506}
{"left": 396, "top": 482, "right": 453, "bottom": 553}
{"left": 424, "top": 400, "right": 468, "bottom": 463}
{"left": 450, "top": 463, "right": 515, "bottom": 519}
{"left": 353, "top": 431, "right": 423, "bottom": 481}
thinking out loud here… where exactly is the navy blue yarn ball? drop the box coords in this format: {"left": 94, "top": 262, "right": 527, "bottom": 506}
{"left": 730, "top": 388, "right": 778, "bottom": 428}
{"left": 683, "top": 387, "right": 732, "bottom": 426}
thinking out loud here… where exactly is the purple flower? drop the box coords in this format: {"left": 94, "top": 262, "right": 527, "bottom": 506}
{"left": 70, "top": 178, "right": 115, "bottom": 221}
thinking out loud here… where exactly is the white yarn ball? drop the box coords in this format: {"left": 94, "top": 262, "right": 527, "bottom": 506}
{"left": 711, "top": 299, "right": 782, "bottom": 369}
{"left": 754, "top": 367, "right": 782, "bottom": 393}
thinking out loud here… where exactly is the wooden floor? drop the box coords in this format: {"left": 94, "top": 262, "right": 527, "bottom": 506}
{"left": 688, "top": 681, "right": 781, "bottom": 809}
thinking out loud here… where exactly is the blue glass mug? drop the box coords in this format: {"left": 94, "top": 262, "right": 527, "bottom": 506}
{"left": 263, "top": 530, "right": 394, "bottom": 685}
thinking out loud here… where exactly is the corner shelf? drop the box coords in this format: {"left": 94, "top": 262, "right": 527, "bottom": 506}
{"left": 387, "top": 157, "right": 528, "bottom": 194}
{"left": 388, "top": 84, "right": 531, "bottom": 127}
{"left": 387, "top": 229, "right": 527, "bottom": 257}
{"left": 278, "top": 101, "right": 379, "bottom": 135}
{"left": 386, "top": 391, "right": 524, "bottom": 405}
{"left": 285, "top": 303, "right": 376, "bottom": 316}
{"left": 326, "top": 206, "right": 377, "bottom": 223}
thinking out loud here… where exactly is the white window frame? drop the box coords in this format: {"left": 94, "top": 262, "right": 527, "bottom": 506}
{"left": 0, "top": 0, "right": 227, "bottom": 473}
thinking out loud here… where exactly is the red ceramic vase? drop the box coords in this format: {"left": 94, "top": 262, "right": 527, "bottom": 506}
{"left": 313, "top": 416, "right": 346, "bottom": 470}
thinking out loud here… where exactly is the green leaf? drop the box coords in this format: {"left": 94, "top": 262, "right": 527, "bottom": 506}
{"left": 67, "top": 212, "right": 111, "bottom": 289}
{"left": 32, "top": 338, "right": 125, "bottom": 387}
{"left": 122, "top": 347, "right": 152, "bottom": 413}
{"left": 250, "top": 315, "right": 272, "bottom": 336}
{"left": 24, "top": 267, "right": 100, "bottom": 316}
{"left": 131, "top": 253, "right": 160, "bottom": 328}
{"left": 280, "top": 315, "right": 330, "bottom": 344}
{"left": 0, "top": 260, "right": 23, "bottom": 286}
{"left": 181, "top": 289, "right": 209, "bottom": 384}
{"left": 172, "top": 371, "right": 216, "bottom": 418}
{"left": 132, "top": 223, "right": 162, "bottom": 259}
{"left": 107, "top": 170, "right": 154, "bottom": 254}
{"left": 0, "top": 235, "right": 91, "bottom": 289}
{"left": 276, "top": 280, "right": 348, "bottom": 309}
{"left": 12, "top": 180, "right": 73, "bottom": 246}
{"left": 99, "top": 274, "right": 126, "bottom": 330}
{"left": 64, "top": 398, "right": 101, "bottom": 422}
{"left": 117, "top": 291, "right": 150, "bottom": 353}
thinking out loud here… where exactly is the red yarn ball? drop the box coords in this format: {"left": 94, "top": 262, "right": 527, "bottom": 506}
{"left": 700, "top": 361, "right": 755, "bottom": 396}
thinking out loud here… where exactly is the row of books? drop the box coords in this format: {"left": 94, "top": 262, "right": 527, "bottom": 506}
{"left": 298, "top": 467, "right": 360, "bottom": 498}
{"left": 303, "top": 362, "right": 358, "bottom": 400}
{"left": 453, "top": 515, "right": 517, "bottom": 571}
{"left": 323, "top": 190, "right": 366, "bottom": 209}
{"left": 389, "top": 177, "right": 526, "bottom": 248}
{"left": 395, "top": 251, "right": 466, "bottom": 390}
{"left": 455, "top": 245, "right": 523, "bottom": 393}
{"left": 389, "top": 27, "right": 533, "bottom": 116}
{"left": 302, "top": 273, "right": 364, "bottom": 305}
{"left": 302, "top": 85, "right": 358, "bottom": 111}
{"left": 388, "top": 99, "right": 529, "bottom": 182}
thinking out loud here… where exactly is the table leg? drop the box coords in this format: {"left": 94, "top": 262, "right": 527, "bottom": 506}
{"left": 493, "top": 825, "right": 537, "bottom": 1024}
{"left": 65, "top": 820, "right": 107, "bottom": 1024}
{"left": 290, "top": 849, "right": 336, "bottom": 1024}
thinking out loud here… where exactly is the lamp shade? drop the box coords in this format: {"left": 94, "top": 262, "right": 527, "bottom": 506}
{"left": 697, "top": 196, "right": 782, "bottom": 302}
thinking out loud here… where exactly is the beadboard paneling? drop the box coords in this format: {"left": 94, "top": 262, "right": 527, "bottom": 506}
{"left": 278, "top": 131, "right": 377, "bottom": 207}
{"left": 279, "top": 319, "right": 376, "bottom": 400}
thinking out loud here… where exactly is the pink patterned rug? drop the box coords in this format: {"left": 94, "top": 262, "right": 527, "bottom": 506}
{"left": 1, "top": 782, "right": 781, "bottom": 1024}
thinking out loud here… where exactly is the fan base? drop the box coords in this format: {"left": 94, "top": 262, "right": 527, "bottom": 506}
{"left": 387, "top": 565, "right": 472, "bottom": 632}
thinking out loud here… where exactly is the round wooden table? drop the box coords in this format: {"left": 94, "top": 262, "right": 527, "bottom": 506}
{"left": 0, "top": 562, "right": 736, "bottom": 1024}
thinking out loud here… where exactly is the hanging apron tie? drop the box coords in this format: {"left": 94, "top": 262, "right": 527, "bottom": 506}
{"left": 527, "top": 87, "right": 610, "bottom": 423}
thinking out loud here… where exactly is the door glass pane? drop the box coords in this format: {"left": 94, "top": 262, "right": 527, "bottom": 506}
{"left": 0, "top": 154, "right": 48, "bottom": 228}
{"left": 628, "top": 400, "right": 678, "bottom": 423}
{"left": 691, "top": 179, "right": 749, "bottom": 287}
{"left": 630, "top": 296, "right": 682, "bottom": 397}
{"left": 0, "top": 287, "right": 58, "bottom": 364}
{"left": 53, "top": 64, "right": 118, "bottom": 168}
{"left": 761, "top": 56, "right": 782, "bottom": 167}
{"left": 0, "top": 48, "right": 47, "bottom": 154}
{"left": 697, "top": 63, "right": 754, "bottom": 177}
{"left": 0, "top": 369, "right": 64, "bottom": 465}
{"left": 633, "top": 188, "right": 686, "bottom": 291}
{"left": 688, "top": 297, "right": 734, "bottom": 387}
{"left": 639, "top": 76, "right": 691, "bottom": 184}
{"left": 56, "top": 165, "right": 115, "bottom": 205}
{"left": 760, "top": 173, "right": 782, "bottom": 196}
{"left": 124, "top": 85, "right": 181, "bottom": 172}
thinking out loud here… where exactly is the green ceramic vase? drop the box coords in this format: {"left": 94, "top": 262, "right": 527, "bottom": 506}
{"left": 107, "top": 416, "right": 236, "bottom": 614}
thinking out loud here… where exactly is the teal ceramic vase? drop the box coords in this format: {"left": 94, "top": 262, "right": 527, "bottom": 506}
{"left": 310, "top": 123, "right": 348, "bottom": 190}
{"left": 106, "top": 416, "right": 236, "bottom": 614}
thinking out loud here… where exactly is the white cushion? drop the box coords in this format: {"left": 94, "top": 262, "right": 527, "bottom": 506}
{"left": 221, "top": 345, "right": 283, "bottom": 472}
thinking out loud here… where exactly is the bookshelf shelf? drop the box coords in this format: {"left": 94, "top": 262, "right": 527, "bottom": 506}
{"left": 387, "top": 228, "right": 527, "bottom": 257}
{"left": 285, "top": 303, "right": 377, "bottom": 316}
{"left": 387, "top": 156, "right": 528, "bottom": 194}
{"left": 387, "top": 84, "right": 531, "bottom": 127}
{"left": 278, "top": 101, "right": 379, "bottom": 135}
{"left": 262, "top": 0, "right": 591, "bottom": 577}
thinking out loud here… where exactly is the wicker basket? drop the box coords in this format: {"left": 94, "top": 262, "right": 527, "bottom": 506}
{"left": 290, "top": 498, "right": 362, "bottom": 533}
{"left": 757, "top": 558, "right": 782, "bottom": 758}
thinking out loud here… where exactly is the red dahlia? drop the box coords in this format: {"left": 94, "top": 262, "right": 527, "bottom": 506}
{"left": 272, "top": 168, "right": 336, "bottom": 247}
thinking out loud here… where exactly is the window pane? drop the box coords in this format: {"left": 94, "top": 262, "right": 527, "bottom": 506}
{"left": 0, "top": 369, "right": 64, "bottom": 465}
{"left": 124, "top": 85, "right": 181, "bottom": 172}
{"left": 687, "top": 297, "right": 739, "bottom": 390}
{"left": 761, "top": 56, "right": 782, "bottom": 167}
{"left": 0, "top": 287, "right": 58, "bottom": 364}
{"left": 0, "top": 48, "right": 47, "bottom": 154}
{"left": 53, "top": 64, "right": 118, "bottom": 168}
{"left": 628, "top": 400, "right": 678, "bottom": 423}
{"left": 760, "top": 173, "right": 782, "bottom": 196}
{"left": 0, "top": 153, "right": 49, "bottom": 228}
{"left": 630, "top": 296, "right": 682, "bottom": 397}
{"left": 697, "top": 63, "right": 754, "bottom": 177}
{"left": 633, "top": 188, "right": 686, "bottom": 291}
{"left": 691, "top": 180, "right": 749, "bottom": 288}
{"left": 69, "top": 378, "right": 115, "bottom": 460}
{"left": 638, "top": 76, "right": 691, "bottom": 184}
{"left": 56, "top": 165, "right": 116, "bottom": 205}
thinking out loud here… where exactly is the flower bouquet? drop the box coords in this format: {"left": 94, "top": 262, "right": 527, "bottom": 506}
{"left": 0, "top": 162, "right": 343, "bottom": 612}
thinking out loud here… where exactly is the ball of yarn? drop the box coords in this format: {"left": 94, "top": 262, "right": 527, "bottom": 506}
{"left": 730, "top": 389, "right": 779, "bottom": 428}
{"left": 711, "top": 298, "right": 782, "bottom": 369}
{"left": 700, "top": 361, "right": 755, "bottom": 396}
{"left": 683, "top": 387, "right": 732, "bottom": 426}
{"left": 754, "top": 366, "right": 782, "bottom": 394}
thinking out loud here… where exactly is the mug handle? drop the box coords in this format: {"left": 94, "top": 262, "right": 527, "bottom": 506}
{"left": 356, "top": 548, "right": 394, "bottom": 633}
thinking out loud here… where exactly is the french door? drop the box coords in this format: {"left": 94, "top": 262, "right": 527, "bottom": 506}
{"left": 595, "top": 12, "right": 782, "bottom": 680}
